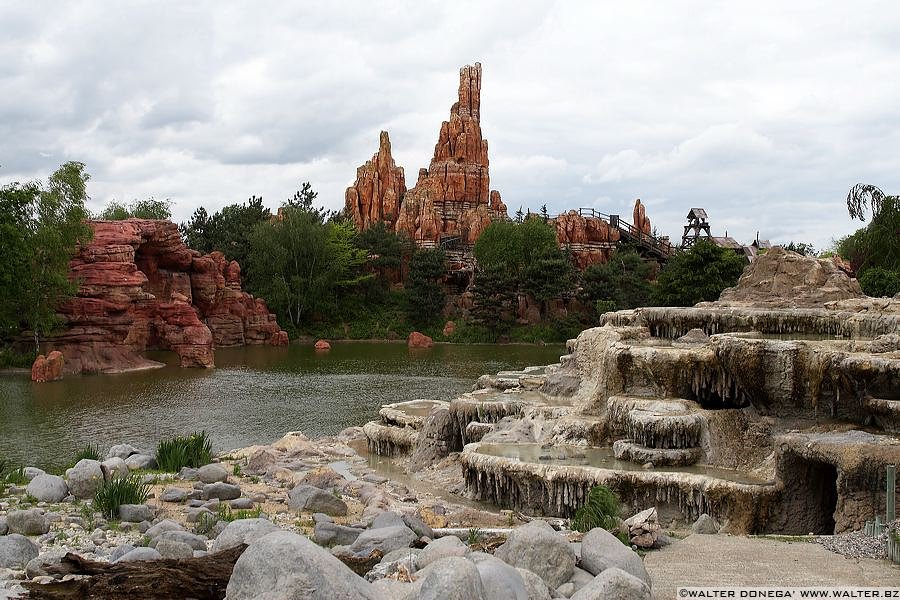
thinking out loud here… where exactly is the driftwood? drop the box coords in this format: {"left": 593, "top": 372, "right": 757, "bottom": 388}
{"left": 22, "top": 544, "right": 247, "bottom": 600}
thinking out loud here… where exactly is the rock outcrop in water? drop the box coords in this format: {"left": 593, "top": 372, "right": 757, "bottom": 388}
{"left": 41, "top": 219, "right": 287, "bottom": 379}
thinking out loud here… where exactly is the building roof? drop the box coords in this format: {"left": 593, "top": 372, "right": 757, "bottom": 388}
{"left": 687, "top": 208, "right": 708, "bottom": 221}
{"left": 712, "top": 236, "right": 742, "bottom": 250}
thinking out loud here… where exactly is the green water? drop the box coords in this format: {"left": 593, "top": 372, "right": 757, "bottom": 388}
{"left": 0, "top": 342, "right": 563, "bottom": 467}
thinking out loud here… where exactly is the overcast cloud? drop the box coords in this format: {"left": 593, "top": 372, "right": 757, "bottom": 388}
{"left": 2, "top": 1, "right": 899, "bottom": 250}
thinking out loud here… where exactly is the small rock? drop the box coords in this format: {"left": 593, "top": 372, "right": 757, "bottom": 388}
{"left": 25, "top": 475, "right": 68, "bottom": 503}
{"left": 178, "top": 467, "right": 199, "bottom": 480}
{"left": 25, "top": 549, "right": 67, "bottom": 579}
{"left": 100, "top": 457, "right": 129, "bottom": 480}
{"left": 0, "top": 535, "right": 40, "bottom": 569}
{"left": 109, "top": 545, "right": 136, "bottom": 562}
{"left": 337, "top": 525, "right": 416, "bottom": 558}
{"left": 161, "top": 487, "right": 189, "bottom": 503}
{"left": 691, "top": 514, "right": 720, "bottom": 535}
{"left": 116, "top": 547, "right": 162, "bottom": 562}
{"left": 247, "top": 449, "right": 276, "bottom": 475}
{"left": 314, "top": 522, "right": 364, "bottom": 547}
{"left": 0, "top": 520, "right": 6, "bottom": 536}
{"left": 156, "top": 539, "right": 194, "bottom": 559}
{"left": 312, "top": 513, "right": 333, "bottom": 524}
{"left": 580, "top": 528, "right": 650, "bottom": 587}
{"left": 6, "top": 510, "right": 50, "bottom": 536}
{"left": 569, "top": 567, "right": 651, "bottom": 600}
{"left": 149, "top": 531, "right": 208, "bottom": 552}
{"left": 118, "top": 504, "right": 154, "bottom": 523}
{"left": 229, "top": 498, "right": 254, "bottom": 510}
{"left": 417, "top": 535, "right": 468, "bottom": 568}
{"left": 23, "top": 467, "right": 45, "bottom": 481}
{"left": 211, "top": 519, "right": 280, "bottom": 553}
{"left": 371, "top": 511, "right": 405, "bottom": 529}
{"left": 287, "top": 484, "right": 348, "bottom": 516}
{"left": 124, "top": 454, "right": 156, "bottom": 470}
{"left": 64, "top": 459, "right": 104, "bottom": 499}
{"left": 418, "top": 556, "right": 485, "bottom": 600}
{"left": 494, "top": 521, "right": 575, "bottom": 589}
{"left": 197, "top": 464, "right": 229, "bottom": 484}
{"left": 403, "top": 513, "right": 435, "bottom": 539}
{"left": 106, "top": 444, "right": 141, "bottom": 460}
{"left": 202, "top": 482, "right": 241, "bottom": 501}
{"left": 145, "top": 519, "right": 185, "bottom": 539}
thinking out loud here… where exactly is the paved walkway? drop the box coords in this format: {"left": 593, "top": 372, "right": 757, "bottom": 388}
{"left": 645, "top": 534, "right": 900, "bottom": 599}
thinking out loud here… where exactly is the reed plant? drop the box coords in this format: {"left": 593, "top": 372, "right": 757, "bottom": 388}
{"left": 571, "top": 484, "right": 621, "bottom": 533}
{"left": 93, "top": 474, "right": 151, "bottom": 520}
{"left": 156, "top": 431, "right": 213, "bottom": 472}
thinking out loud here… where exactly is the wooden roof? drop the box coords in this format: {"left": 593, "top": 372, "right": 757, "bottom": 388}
{"left": 687, "top": 208, "right": 708, "bottom": 221}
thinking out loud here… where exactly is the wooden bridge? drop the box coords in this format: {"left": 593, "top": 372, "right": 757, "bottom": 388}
{"left": 571, "top": 208, "right": 676, "bottom": 260}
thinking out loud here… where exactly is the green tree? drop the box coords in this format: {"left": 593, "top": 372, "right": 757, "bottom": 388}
{"left": 0, "top": 182, "right": 38, "bottom": 337}
{"left": 858, "top": 267, "right": 900, "bottom": 298}
{"left": 653, "top": 240, "right": 745, "bottom": 307}
{"left": 838, "top": 184, "right": 900, "bottom": 275}
{"left": 354, "top": 221, "right": 411, "bottom": 295}
{"left": 180, "top": 196, "right": 271, "bottom": 272}
{"left": 783, "top": 241, "right": 816, "bottom": 256}
{"left": 404, "top": 248, "right": 447, "bottom": 327}
{"left": 580, "top": 246, "right": 653, "bottom": 313}
{"left": 246, "top": 188, "right": 368, "bottom": 331}
{"left": 521, "top": 248, "right": 576, "bottom": 308}
{"left": 11, "top": 163, "right": 94, "bottom": 350}
{"left": 97, "top": 198, "right": 172, "bottom": 220}
{"left": 471, "top": 263, "right": 517, "bottom": 332}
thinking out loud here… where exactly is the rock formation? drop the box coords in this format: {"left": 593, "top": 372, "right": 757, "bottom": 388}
{"left": 345, "top": 63, "right": 508, "bottom": 244}
{"left": 42, "top": 219, "right": 287, "bottom": 379}
{"left": 344, "top": 131, "right": 406, "bottom": 231}
{"left": 632, "top": 199, "right": 651, "bottom": 236}
{"left": 552, "top": 211, "right": 621, "bottom": 269}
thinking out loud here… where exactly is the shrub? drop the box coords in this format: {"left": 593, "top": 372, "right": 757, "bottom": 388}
{"left": 93, "top": 474, "right": 151, "bottom": 520}
{"left": 571, "top": 484, "right": 621, "bottom": 533}
{"left": 72, "top": 443, "right": 102, "bottom": 464}
{"left": 156, "top": 431, "right": 213, "bottom": 472}
{"left": 859, "top": 267, "right": 900, "bottom": 298}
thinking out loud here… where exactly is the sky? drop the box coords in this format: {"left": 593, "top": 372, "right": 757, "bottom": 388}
{"left": 2, "top": 1, "right": 899, "bottom": 251}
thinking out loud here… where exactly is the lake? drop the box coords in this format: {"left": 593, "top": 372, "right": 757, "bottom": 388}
{"left": 0, "top": 342, "right": 564, "bottom": 467}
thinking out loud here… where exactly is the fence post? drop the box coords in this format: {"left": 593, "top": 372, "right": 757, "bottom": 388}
{"left": 888, "top": 464, "right": 896, "bottom": 523}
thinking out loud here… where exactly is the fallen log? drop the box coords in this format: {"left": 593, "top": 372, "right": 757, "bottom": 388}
{"left": 22, "top": 544, "right": 247, "bottom": 600}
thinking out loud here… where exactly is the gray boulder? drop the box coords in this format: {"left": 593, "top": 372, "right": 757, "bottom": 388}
{"left": 338, "top": 525, "right": 417, "bottom": 558}
{"left": 64, "top": 459, "right": 105, "bottom": 499}
{"left": 288, "top": 484, "right": 348, "bottom": 516}
{"left": 691, "top": 513, "right": 720, "bottom": 534}
{"left": 156, "top": 539, "right": 194, "bottom": 559}
{"left": 23, "top": 467, "right": 45, "bottom": 481}
{"left": 202, "top": 482, "right": 241, "bottom": 501}
{"left": 25, "top": 474, "right": 68, "bottom": 503}
{"left": 226, "top": 530, "right": 380, "bottom": 600}
{"left": 118, "top": 504, "right": 154, "bottom": 523}
{"left": 494, "top": 521, "right": 575, "bottom": 589}
{"left": 0, "top": 518, "right": 7, "bottom": 536}
{"left": 106, "top": 444, "right": 141, "bottom": 460}
{"left": 25, "top": 549, "right": 67, "bottom": 578}
{"left": 418, "top": 556, "right": 486, "bottom": 600}
{"left": 210, "top": 518, "right": 280, "bottom": 553}
{"left": 403, "top": 513, "right": 435, "bottom": 539}
{"left": 149, "top": 530, "right": 208, "bottom": 552}
{"left": 0, "top": 534, "right": 40, "bottom": 568}
{"left": 100, "top": 457, "right": 129, "bottom": 480}
{"left": 470, "top": 552, "right": 529, "bottom": 600}
{"left": 197, "top": 463, "right": 229, "bottom": 484}
{"left": 161, "top": 487, "right": 189, "bottom": 503}
{"left": 517, "top": 568, "right": 552, "bottom": 600}
{"left": 314, "top": 521, "right": 364, "bottom": 547}
{"left": 6, "top": 509, "right": 50, "bottom": 536}
{"left": 570, "top": 567, "right": 651, "bottom": 600}
{"left": 116, "top": 547, "right": 162, "bottom": 562}
{"left": 417, "top": 535, "right": 468, "bottom": 569}
{"left": 229, "top": 497, "right": 254, "bottom": 510}
{"left": 145, "top": 519, "right": 184, "bottom": 539}
{"left": 371, "top": 511, "right": 405, "bottom": 529}
{"left": 124, "top": 454, "right": 156, "bottom": 470}
{"left": 109, "top": 544, "right": 136, "bottom": 562}
{"left": 579, "top": 527, "right": 650, "bottom": 587}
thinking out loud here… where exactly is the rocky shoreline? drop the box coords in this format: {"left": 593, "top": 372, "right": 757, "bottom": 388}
{"left": 3, "top": 428, "right": 657, "bottom": 599}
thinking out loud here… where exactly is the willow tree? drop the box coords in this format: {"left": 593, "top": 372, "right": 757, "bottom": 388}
{"left": 840, "top": 184, "right": 899, "bottom": 278}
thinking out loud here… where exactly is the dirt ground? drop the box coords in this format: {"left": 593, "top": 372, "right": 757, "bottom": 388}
{"left": 645, "top": 534, "right": 900, "bottom": 598}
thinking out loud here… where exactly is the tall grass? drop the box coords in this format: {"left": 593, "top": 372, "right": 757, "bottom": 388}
{"left": 0, "top": 458, "right": 28, "bottom": 485}
{"left": 571, "top": 484, "right": 621, "bottom": 533}
{"left": 156, "top": 431, "right": 213, "bottom": 472}
{"left": 93, "top": 474, "right": 151, "bottom": 519}
{"left": 72, "top": 443, "right": 102, "bottom": 464}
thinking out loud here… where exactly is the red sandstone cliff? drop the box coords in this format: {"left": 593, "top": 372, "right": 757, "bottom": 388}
{"left": 552, "top": 211, "right": 621, "bottom": 269}
{"left": 43, "top": 219, "right": 288, "bottom": 379}
{"left": 345, "top": 63, "right": 508, "bottom": 244}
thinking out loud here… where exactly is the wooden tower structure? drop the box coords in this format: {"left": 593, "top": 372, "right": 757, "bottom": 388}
{"left": 682, "top": 208, "right": 712, "bottom": 249}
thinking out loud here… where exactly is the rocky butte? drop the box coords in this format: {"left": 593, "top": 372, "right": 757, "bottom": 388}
{"left": 345, "top": 63, "right": 662, "bottom": 270}
{"left": 34, "top": 219, "right": 288, "bottom": 380}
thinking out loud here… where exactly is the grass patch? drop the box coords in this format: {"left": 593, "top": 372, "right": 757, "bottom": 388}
{"left": 752, "top": 534, "right": 814, "bottom": 543}
{"left": 93, "top": 474, "right": 151, "bottom": 520}
{"left": 156, "top": 431, "right": 213, "bottom": 472}
{"left": 71, "top": 443, "right": 103, "bottom": 465}
{"left": 0, "top": 458, "right": 28, "bottom": 485}
{"left": 571, "top": 484, "right": 621, "bottom": 533}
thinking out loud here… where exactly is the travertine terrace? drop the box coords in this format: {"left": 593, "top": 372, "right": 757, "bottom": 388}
{"left": 365, "top": 248, "right": 900, "bottom": 534}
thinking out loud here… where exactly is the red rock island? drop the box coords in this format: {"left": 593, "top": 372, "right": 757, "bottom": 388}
{"left": 41, "top": 219, "right": 288, "bottom": 379}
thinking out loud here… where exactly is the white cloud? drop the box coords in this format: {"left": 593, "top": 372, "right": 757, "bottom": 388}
{"left": 1, "top": 0, "right": 899, "bottom": 250}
